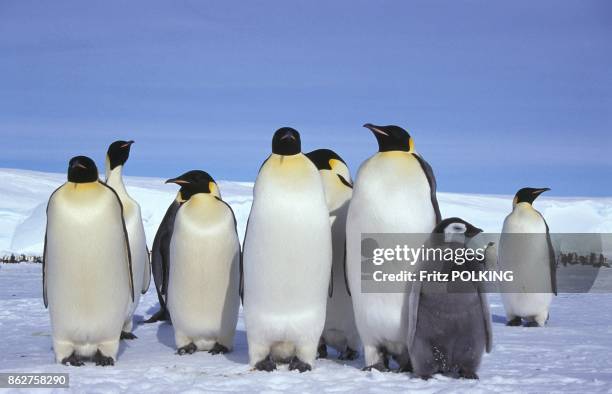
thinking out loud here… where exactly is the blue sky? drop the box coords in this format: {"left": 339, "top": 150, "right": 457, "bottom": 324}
{"left": 1, "top": 0, "right": 610, "bottom": 196}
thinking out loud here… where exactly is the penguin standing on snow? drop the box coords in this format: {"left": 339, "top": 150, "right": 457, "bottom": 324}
{"left": 499, "top": 187, "right": 557, "bottom": 327}
{"left": 346, "top": 124, "right": 441, "bottom": 372}
{"left": 145, "top": 186, "right": 188, "bottom": 324}
{"left": 305, "top": 149, "right": 360, "bottom": 360}
{"left": 105, "top": 140, "right": 151, "bottom": 339}
{"left": 243, "top": 128, "right": 333, "bottom": 372}
{"left": 407, "top": 218, "right": 492, "bottom": 380}
{"left": 44, "top": 156, "right": 134, "bottom": 366}
{"left": 165, "top": 171, "right": 241, "bottom": 355}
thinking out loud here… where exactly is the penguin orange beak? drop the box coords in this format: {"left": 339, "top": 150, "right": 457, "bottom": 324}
{"left": 121, "top": 140, "right": 135, "bottom": 148}
{"left": 280, "top": 132, "right": 296, "bottom": 141}
{"left": 165, "top": 177, "right": 189, "bottom": 185}
{"left": 70, "top": 162, "right": 87, "bottom": 170}
{"left": 363, "top": 123, "right": 389, "bottom": 136}
{"left": 532, "top": 188, "right": 551, "bottom": 196}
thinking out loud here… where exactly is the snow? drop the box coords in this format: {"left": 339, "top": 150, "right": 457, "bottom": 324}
{"left": 0, "top": 167, "right": 611, "bottom": 392}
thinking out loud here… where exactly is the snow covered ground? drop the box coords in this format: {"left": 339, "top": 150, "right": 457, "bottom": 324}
{"left": 0, "top": 167, "right": 611, "bottom": 392}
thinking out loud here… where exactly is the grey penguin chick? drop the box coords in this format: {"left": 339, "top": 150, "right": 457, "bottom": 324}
{"left": 407, "top": 217, "right": 492, "bottom": 379}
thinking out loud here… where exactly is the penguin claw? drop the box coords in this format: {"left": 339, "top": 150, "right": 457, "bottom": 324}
{"left": 288, "top": 356, "right": 312, "bottom": 373}
{"left": 338, "top": 348, "right": 358, "bottom": 360}
{"left": 254, "top": 356, "right": 277, "bottom": 372}
{"left": 61, "top": 353, "right": 84, "bottom": 367}
{"left": 120, "top": 331, "right": 137, "bottom": 340}
{"left": 317, "top": 343, "right": 328, "bottom": 359}
{"left": 506, "top": 317, "right": 522, "bottom": 326}
{"left": 459, "top": 371, "right": 479, "bottom": 379}
{"left": 93, "top": 350, "right": 114, "bottom": 367}
{"left": 208, "top": 343, "right": 229, "bottom": 355}
{"left": 362, "top": 362, "right": 390, "bottom": 372}
{"left": 177, "top": 343, "right": 197, "bottom": 355}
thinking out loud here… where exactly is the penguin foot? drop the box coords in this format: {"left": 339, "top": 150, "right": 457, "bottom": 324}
{"left": 506, "top": 317, "right": 522, "bottom": 326}
{"left": 254, "top": 356, "right": 277, "bottom": 372}
{"left": 397, "top": 362, "right": 413, "bottom": 373}
{"left": 177, "top": 343, "right": 197, "bottom": 355}
{"left": 143, "top": 309, "right": 170, "bottom": 324}
{"left": 288, "top": 356, "right": 312, "bottom": 373}
{"left": 120, "top": 331, "right": 138, "bottom": 340}
{"left": 93, "top": 350, "right": 114, "bottom": 367}
{"left": 362, "top": 362, "right": 390, "bottom": 372}
{"left": 317, "top": 343, "right": 328, "bottom": 359}
{"left": 459, "top": 371, "right": 479, "bottom": 379}
{"left": 338, "top": 347, "right": 358, "bottom": 361}
{"left": 61, "top": 353, "right": 84, "bottom": 367}
{"left": 524, "top": 321, "right": 541, "bottom": 328}
{"left": 208, "top": 343, "right": 229, "bottom": 355}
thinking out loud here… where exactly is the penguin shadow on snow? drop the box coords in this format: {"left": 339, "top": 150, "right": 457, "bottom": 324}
{"left": 492, "top": 314, "right": 507, "bottom": 324}
{"left": 117, "top": 314, "right": 145, "bottom": 357}
{"left": 155, "top": 322, "right": 176, "bottom": 350}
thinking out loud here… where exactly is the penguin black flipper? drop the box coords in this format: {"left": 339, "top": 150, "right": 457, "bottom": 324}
{"left": 42, "top": 185, "right": 64, "bottom": 309}
{"left": 101, "top": 182, "right": 135, "bottom": 302}
{"left": 328, "top": 265, "right": 334, "bottom": 298}
{"left": 343, "top": 240, "right": 351, "bottom": 296}
{"left": 152, "top": 200, "right": 180, "bottom": 302}
{"left": 240, "top": 216, "right": 251, "bottom": 303}
{"left": 411, "top": 153, "right": 442, "bottom": 224}
{"left": 215, "top": 196, "right": 242, "bottom": 301}
{"left": 543, "top": 219, "right": 558, "bottom": 296}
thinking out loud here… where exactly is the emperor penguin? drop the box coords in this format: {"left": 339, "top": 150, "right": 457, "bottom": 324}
{"left": 242, "top": 128, "right": 333, "bottom": 372}
{"left": 346, "top": 124, "right": 441, "bottom": 372}
{"left": 105, "top": 140, "right": 151, "bottom": 339}
{"left": 165, "top": 171, "right": 241, "bottom": 355}
{"left": 43, "top": 156, "right": 134, "bottom": 366}
{"left": 499, "top": 187, "right": 557, "bottom": 327}
{"left": 305, "top": 149, "right": 360, "bottom": 360}
{"left": 145, "top": 181, "right": 192, "bottom": 324}
{"left": 407, "top": 218, "right": 492, "bottom": 380}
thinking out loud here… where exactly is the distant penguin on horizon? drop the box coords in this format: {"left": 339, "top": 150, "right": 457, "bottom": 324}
{"left": 498, "top": 187, "right": 557, "bottom": 327}
{"left": 165, "top": 170, "right": 241, "bottom": 355}
{"left": 242, "top": 127, "right": 333, "bottom": 372}
{"left": 105, "top": 140, "right": 151, "bottom": 339}
{"left": 346, "top": 123, "right": 441, "bottom": 372}
{"left": 305, "top": 149, "right": 360, "bottom": 360}
{"left": 44, "top": 156, "right": 134, "bottom": 366}
{"left": 407, "top": 218, "right": 492, "bottom": 380}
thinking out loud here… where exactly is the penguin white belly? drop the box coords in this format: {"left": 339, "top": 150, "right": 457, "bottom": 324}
{"left": 122, "top": 200, "right": 149, "bottom": 331}
{"left": 46, "top": 185, "right": 130, "bottom": 360}
{"left": 499, "top": 207, "right": 553, "bottom": 321}
{"left": 167, "top": 197, "right": 240, "bottom": 351}
{"left": 243, "top": 157, "right": 332, "bottom": 365}
{"left": 346, "top": 153, "right": 436, "bottom": 361}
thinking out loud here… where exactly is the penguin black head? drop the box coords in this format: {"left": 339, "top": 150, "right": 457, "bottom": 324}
{"left": 272, "top": 127, "right": 301, "bottom": 156}
{"left": 107, "top": 140, "right": 135, "bottom": 170}
{"left": 67, "top": 156, "right": 99, "bottom": 183}
{"left": 434, "top": 217, "right": 483, "bottom": 240}
{"left": 165, "top": 170, "right": 217, "bottom": 201}
{"left": 363, "top": 123, "right": 414, "bottom": 153}
{"left": 305, "top": 149, "right": 346, "bottom": 171}
{"left": 513, "top": 187, "right": 550, "bottom": 206}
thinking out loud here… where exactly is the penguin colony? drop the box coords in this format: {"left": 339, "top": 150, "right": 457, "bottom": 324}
{"left": 43, "top": 125, "right": 556, "bottom": 379}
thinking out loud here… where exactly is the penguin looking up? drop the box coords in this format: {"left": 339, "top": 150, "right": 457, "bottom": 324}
{"left": 105, "top": 140, "right": 151, "bottom": 339}
{"left": 407, "top": 218, "right": 492, "bottom": 380}
{"left": 242, "top": 127, "right": 333, "bottom": 372}
{"left": 305, "top": 149, "right": 360, "bottom": 360}
{"left": 165, "top": 170, "right": 240, "bottom": 355}
{"left": 499, "top": 187, "right": 556, "bottom": 327}
{"left": 44, "top": 156, "right": 134, "bottom": 366}
{"left": 346, "top": 123, "right": 441, "bottom": 372}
